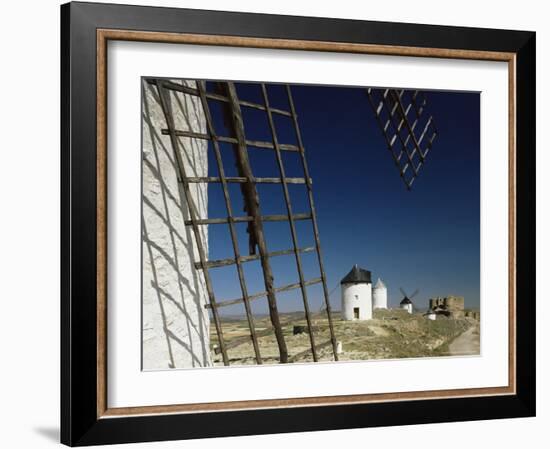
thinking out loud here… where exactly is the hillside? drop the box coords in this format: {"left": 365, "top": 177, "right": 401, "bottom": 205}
{"left": 211, "top": 308, "right": 479, "bottom": 366}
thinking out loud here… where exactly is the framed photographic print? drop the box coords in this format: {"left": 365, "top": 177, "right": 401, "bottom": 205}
{"left": 60, "top": 1, "right": 536, "bottom": 446}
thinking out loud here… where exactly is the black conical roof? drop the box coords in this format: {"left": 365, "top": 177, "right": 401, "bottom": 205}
{"left": 341, "top": 264, "right": 372, "bottom": 284}
{"left": 400, "top": 297, "right": 413, "bottom": 305}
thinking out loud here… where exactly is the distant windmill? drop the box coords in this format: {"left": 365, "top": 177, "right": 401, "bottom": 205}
{"left": 399, "top": 288, "right": 419, "bottom": 314}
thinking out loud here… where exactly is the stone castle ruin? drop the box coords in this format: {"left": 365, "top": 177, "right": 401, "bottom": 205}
{"left": 428, "top": 296, "right": 465, "bottom": 318}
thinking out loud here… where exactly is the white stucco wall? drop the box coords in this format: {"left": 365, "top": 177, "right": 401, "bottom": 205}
{"left": 141, "top": 79, "right": 211, "bottom": 370}
{"left": 341, "top": 283, "right": 372, "bottom": 320}
{"left": 401, "top": 303, "right": 413, "bottom": 314}
{"left": 373, "top": 285, "right": 388, "bottom": 310}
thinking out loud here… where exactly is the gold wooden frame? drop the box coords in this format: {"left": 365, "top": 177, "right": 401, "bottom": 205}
{"left": 96, "top": 29, "right": 516, "bottom": 419}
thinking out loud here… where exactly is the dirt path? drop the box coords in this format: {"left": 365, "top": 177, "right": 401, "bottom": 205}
{"left": 448, "top": 323, "right": 480, "bottom": 356}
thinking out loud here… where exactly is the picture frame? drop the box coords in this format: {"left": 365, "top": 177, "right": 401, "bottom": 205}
{"left": 60, "top": 1, "right": 535, "bottom": 446}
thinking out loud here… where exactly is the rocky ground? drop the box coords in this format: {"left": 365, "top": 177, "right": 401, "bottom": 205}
{"left": 211, "top": 308, "right": 480, "bottom": 366}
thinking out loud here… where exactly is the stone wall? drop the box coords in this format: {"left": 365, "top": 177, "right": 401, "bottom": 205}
{"left": 445, "top": 296, "right": 465, "bottom": 318}
{"left": 429, "top": 297, "right": 445, "bottom": 310}
{"left": 429, "top": 295, "right": 465, "bottom": 319}
{"left": 141, "top": 79, "right": 211, "bottom": 370}
{"left": 445, "top": 295, "right": 465, "bottom": 310}
{"left": 465, "top": 310, "right": 480, "bottom": 320}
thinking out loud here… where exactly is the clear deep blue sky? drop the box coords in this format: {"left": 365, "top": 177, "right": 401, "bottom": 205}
{"left": 202, "top": 82, "right": 480, "bottom": 315}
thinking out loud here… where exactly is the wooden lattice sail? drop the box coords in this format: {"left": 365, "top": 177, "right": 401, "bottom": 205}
{"left": 152, "top": 79, "right": 339, "bottom": 366}
{"left": 366, "top": 88, "right": 438, "bottom": 190}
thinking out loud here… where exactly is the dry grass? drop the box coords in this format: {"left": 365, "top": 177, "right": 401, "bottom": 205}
{"left": 211, "top": 308, "right": 478, "bottom": 366}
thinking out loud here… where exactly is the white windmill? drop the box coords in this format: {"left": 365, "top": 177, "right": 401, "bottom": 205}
{"left": 399, "top": 288, "right": 419, "bottom": 314}
{"left": 372, "top": 278, "right": 388, "bottom": 310}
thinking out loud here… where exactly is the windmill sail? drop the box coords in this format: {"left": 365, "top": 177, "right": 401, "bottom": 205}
{"left": 366, "top": 88, "right": 438, "bottom": 190}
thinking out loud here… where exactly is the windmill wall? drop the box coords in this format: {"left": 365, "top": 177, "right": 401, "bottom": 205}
{"left": 341, "top": 283, "right": 373, "bottom": 320}
{"left": 400, "top": 302, "right": 413, "bottom": 314}
{"left": 372, "top": 282, "right": 388, "bottom": 309}
{"left": 141, "top": 79, "right": 211, "bottom": 370}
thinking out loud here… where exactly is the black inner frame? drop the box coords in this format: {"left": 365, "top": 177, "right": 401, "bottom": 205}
{"left": 61, "top": 2, "right": 535, "bottom": 446}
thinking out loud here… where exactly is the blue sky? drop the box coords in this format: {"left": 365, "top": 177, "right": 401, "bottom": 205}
{"left": 202, "top": 82, "right": 480, "bottom": 315}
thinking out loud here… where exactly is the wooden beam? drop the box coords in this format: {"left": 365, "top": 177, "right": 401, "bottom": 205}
{"left": 184, "top": 213, "right": 311, "bottom": 226}
{"left": 223, "top": 82, "right": 289, "bottom": 363}
{"left": 207, "top": 277, "right": 322, "bottom": 309}
{"left": 196, "top": 80, "right": 263, "bottom": 364}
{"left": 194, "top": 246, "right": 315, "bottom": 270}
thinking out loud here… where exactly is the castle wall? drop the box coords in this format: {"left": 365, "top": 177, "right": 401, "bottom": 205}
{"left": 429, "top": 297, "right": 445, "bottom": 309}
{"left": 444, "top": 296, "right": 465, "bottom": 311}
{"left": 444, "top": 296, "right": 465, "bottom": 318}
{"left": 142, "top": 79, "right": 211, "bottom": 370}
{"left": 429, "top": 295, "right": 465, "bottom": 318}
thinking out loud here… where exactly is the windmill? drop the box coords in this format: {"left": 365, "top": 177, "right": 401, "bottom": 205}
{"left": 399, "top": 288, "right": 419, "bottom": 314}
